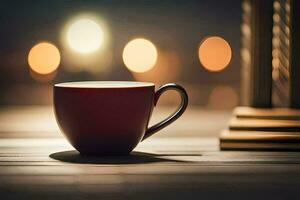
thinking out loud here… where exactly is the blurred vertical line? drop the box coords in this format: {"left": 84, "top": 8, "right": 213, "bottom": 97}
{"left": 241, "top": 0, "right": 273, "bottom": 107}
{"left": 289, "top": 0, "right": 300, "bottom": 108}
{"left": 272, "top": 0, "right": 290, "bottom": 107}
{"left": 240, "top": 0, "right": 251, "bottom": 106}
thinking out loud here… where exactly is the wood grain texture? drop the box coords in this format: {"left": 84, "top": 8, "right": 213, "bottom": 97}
{"left": 1, "top": 106, "right": 300, "bottom": 200}
{"left": 1, "top": 137, "right": 300, "bottom": 200}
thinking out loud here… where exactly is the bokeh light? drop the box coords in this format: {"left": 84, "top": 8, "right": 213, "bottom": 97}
{"left": 28, "top": 42, "right": 60, "bottom": 75}
{"left": 198, "top": 36, "right": 232, "bottom": 72}
{"left": 66, "top": 18, "right": 104, "bottom": 54}
{"left": 123, "top": 38, "right": 158, "bottom": 73}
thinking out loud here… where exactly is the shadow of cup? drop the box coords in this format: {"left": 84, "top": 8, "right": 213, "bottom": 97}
{"left": 50, "top": 150, "right": 186, "bottom": 164}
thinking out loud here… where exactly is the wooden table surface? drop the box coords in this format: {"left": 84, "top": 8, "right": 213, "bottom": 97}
{"left": 1, "top": 106, "right": 300, "bottom": 200}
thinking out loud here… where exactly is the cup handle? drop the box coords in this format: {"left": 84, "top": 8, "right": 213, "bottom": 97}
{"left": 142, "top": 83, "right": 188, "bottom": 141}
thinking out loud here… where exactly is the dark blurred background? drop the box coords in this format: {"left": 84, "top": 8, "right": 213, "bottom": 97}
{"left": 0, "top": 0, "right": 241, "bottom": 108}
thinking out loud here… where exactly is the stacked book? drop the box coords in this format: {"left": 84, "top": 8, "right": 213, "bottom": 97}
{"left": 220, "top": 107, "right": 300, "bottom": 150}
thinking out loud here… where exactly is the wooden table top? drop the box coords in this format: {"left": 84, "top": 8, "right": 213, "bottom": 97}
{"left": 1, "top": 106, "right": 300, "bottom": 200}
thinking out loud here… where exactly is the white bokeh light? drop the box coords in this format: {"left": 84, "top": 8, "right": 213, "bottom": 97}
{"left": 66, "top": 18, "right": 104, "bottom": 54}
{"left": 122, "top": 38, "right": 158, "bottom": 73}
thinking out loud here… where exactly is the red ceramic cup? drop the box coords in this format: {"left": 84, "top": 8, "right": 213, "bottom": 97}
{"left": 54, "top": 81, "right": 188, "bottom": 155}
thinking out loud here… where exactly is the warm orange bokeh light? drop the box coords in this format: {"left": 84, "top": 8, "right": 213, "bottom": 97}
{"left": 28, "top": 42, "right": 61, "bottom": 74}
{"left": 198, "top": 36, "right": 232, "bottom": 72}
